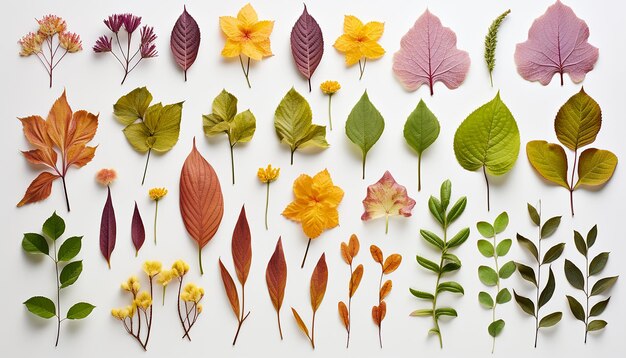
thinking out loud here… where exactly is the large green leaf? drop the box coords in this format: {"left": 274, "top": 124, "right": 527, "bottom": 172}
{"left": 22, "top": 233, "right": 49, "bottom": 255}
{"left": 404, "top": 100, "right": 440, "bottom": 190}
{"left": 57, "top": 236, "right": 82, "bottom": 262}
{"left": 274, "top": 88, "right": 328, "bottom": 164}
{"left": 564, "top": 259, "right": 585, "bottom": 290}
{"left": 122, "top": 102, "right": 183, "bottom": 153}
{"left": 43, "top": 212, "right": 65, "bottom": 241}
{"left": 555, "top": 88, "right": 601, "bottom": 151}
{"left": 575, "top": 148, "right": 618, "bottom": 188}
{"left": 60, "top": 261, "right": 83, "bottom": 288}
{"left": 345, "top": 91, "right": 385, "bottom": 179}
{"left": 113, "top": 86, "right": 153, "bottom": 125}
{"left": 526, "top": 140, "right": 569, "bottom": 189}
{"left": 24, "top": 296, "right": 56, "bottom": 319}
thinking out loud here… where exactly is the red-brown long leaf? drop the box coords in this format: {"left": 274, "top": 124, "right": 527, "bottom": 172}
{"left": 232, "top": 205, "right": 252, "bottom": 285}
{"left": 17, "top": 172, "right": 59, "bottom": 207}
{"left": 131, "top": 201, "right": 145, "bottom": 255}
{"left": 266, "top": 237, "right": 287, "bottom": 312}
{"left": 99, "top": 186, "right": 116, "bottom": 268}
{"left": 171, "top": 6, "right": 201, "bottom": 81}
{"left": 219, "top": 258, "right": 240, "bottom": 319}
{"left": 310, "top": 253, "right": 328, "bottom": 312}
{"left": 290, "top": 5, "right": 324, "bottom": 83}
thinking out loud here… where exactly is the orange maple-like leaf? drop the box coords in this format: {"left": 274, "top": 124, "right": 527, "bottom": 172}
{"left": 18, "top": 91, "right": 98, "bottom": 210}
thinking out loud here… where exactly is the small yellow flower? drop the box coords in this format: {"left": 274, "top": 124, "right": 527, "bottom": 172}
{"left": 37, "top": 15, "right": 67, "bottom": 36}
{"left": 320, "top": 81, "right": 341, "bottom": 95}
{"left": 172, "top": 259, "right": 190, "bottom": 277}
{"left": 257, "top": 164, "right": 280, "bottom": 183}
{"left": 59, "top": 32, "right": 82, "bottom": 53}
{"left": 156, "top": 269, "right": 175, "bottom": 286}
{"left": 143, "top": 261, "right": 162, "bottom": 277}
{"left": 121, "top": 276, "right": 141, "bottom": 295}
{"left": 134, "top": 291, "right": 152, "bottom": 309}
{"left": 111, "top": 308, "right": 121, "bottom": 319}
{"left": 180, "top": 283, "right": 204, "bottom": 303}
{"left": 18, "top": 32, "right": 44, "bottom": 56}
{"left": 149, "top": 187, "right": 168, "bottom": 201}
{"left": 197, "top": 303, "right": 203, "bottom": 313}
{"left": 96, "top": 168, "right": 117, "bottom": 186}
{"left": 219, "top": 3, "right": 274, "bottom": 60}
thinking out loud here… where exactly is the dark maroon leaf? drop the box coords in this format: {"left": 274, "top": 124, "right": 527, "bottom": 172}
{"left": 290, "top": 5, "right": 324, "bottom": 91}
{"left": 170, "top": 6, "right": 201, "bottom": 81}
{"left": 131, "top": 201, "right": 145, "bottom": 256}
{"left": 99, "top": 186, "right": 116, "bottom": 268}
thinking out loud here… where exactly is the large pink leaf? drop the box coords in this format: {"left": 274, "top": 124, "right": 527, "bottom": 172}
{"left": 515, "top": 1, "right": 598, "bottom": 86}
{"left": 290, "top": 5, "right": 324, "bottom": 92}
{"left": 392, "top": 10, "right": 470, "bottom": 96}
{"left": 170, "top": 6, "right": 201, "bottom": 81}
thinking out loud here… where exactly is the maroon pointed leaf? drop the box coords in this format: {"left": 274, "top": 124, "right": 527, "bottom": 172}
{"left": 171, "top": 6, "right": 201, "bottom": 81}
{"left": 290, "top": 5, "right": 324, "bottom": 91}
{"left": 131, "top": 201, "right": 145, "bottom": 256}
{"left": 232, "top": 205, "right": 252, "bottom": 286}
{"left": 99, "top": 186, "right": 116, "bottom": 268}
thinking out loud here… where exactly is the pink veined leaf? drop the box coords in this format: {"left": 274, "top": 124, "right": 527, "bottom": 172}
{"left": 99, "top": 186, "right": 116, "bottom": 268}
{"left": 131, "top": 201, "right": 145, "bottom": 256}
{"left": 392, "top": 10, "right": 470, "bottom": 96}
{"left": 170, "top": 6, "right": 201, "bottom": 81}
{"left": 290, "top": 4, "right": 324, "bottom": 92}
{"left": 514, "top": 0, "right": 598, "bottom": 86}
{"left": 361, "top": 171, "right": 416, "bottom": 234}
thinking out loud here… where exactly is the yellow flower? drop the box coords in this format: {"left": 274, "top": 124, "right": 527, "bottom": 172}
{"left": 219, "top": 3, "right": 274, "bottom": 60}
{"left": 180, "top": 283, "right": 204, "bottom": 303}
{"left": 111, "top": 305, "right": 135, "bottom": 320}
{"left": 134, "top": 291, "right": 152, "bottom": 309}
{"left": 121, "top": 276, "right": 140, "bottom": 295}
{"left": 18, "top": 32, "right": 44, "bottom": 56}
{"left": 156, "top": 269, "right": 175, "bottom": 286}
{"left": 149, "top": 187, "right": 167, "bottom": 201}
{"left": 282, "top": 169, "right": 344, "bottom": 239}
{"left": 59, "top": 32, "right": 82, "bottom": 53}
{"left": 143, "top": 261, "right": 162, "bottom": 277}
{"left": 320, "top": 81, "right": 341, "bottom": 95}
{"left": 37, "top": 15, "right": 67, "bottom": 36}
{"left": 257, "top": 164, "right": 280, "bottom": 183}
{"left": 334, "top": 16, "right": 385, "bottom": 66}
{"left": 171, "top": 259, "right": 190, "bottom": 277}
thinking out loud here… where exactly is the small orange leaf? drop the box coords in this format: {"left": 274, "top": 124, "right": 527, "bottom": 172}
{"left": 379, "top": 301, "right": 387, "bottom": 321}
{"left": 266, "top": 237, "right": 287, "bottom": 312}
{"left": 348, "top": 234, "right": 360, "bottom": 258}
{"left": 17, "top": 172, "right": 59, "bottom": 207}
{"left": 371, "top": 305, "right": 380, "bottom": 325}
{"left": 218, "top": 258, "right": 240, "bottom": 319}
{"left": 67, "top": 110, "right": 98, "bottom": 147}
{"left": 338, "top": 301, "right": 349, "bottom": 330}
{"left": 291, "top": 307, "right": 311, "bottom": 339}
{"left": 383, "top": 254, "right": 402, "bottom": 274}
{"left": 370, "top": 245, "right": 383, "bottom": 264}
{"left": 380, "top": 279, "right": 392, "bottom": 301}
{"left": 349, "top": 264, "right": 364, "bottom": 297}
{"left": 310, "top": 253, "right": 328, "bottom": 312}
{"left": 19, "top": 115, "right": 51, "bottom": 149}
{"left": 22, "top": 148, "right": 57, "bottom": 168}
{"left": 340, "top": 242, "right": 352, "bottom": 265}
{"left": 65, "top": 145, "right": 96, "bottom": 169}
{"left": 232, "top": 205, "right": 252, "bottom": 286}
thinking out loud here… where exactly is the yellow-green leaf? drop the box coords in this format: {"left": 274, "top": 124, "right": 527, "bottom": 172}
{"left": 575, "top": 148, "right": 618, "bottom": 188}
{"left": 555, "top": 88, "right": 601, "bottom": 151}
{"left": 231, "top": 110, "right": 256, "bottom": 144}
{"left": 113, "top": 87, "right": 153, "bottom": 125}
{"left": 526, "top": 140, "right": 570, "bottom": 189}
{"left": 123, "top": 122, "right": 152, "bottom": 152}
{"left": 345, "top": 91, "right": 385, "bottom": 179}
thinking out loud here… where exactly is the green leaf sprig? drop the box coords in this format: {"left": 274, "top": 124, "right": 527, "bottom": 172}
{"left": 454, "top": 93, "right": 520, "bottom": 211}
{"left": 274, "top": 88, "right": 329, "bottom": 164}
{"left": 203, "top": 89, "right": 256, "bottom": 185}
{"left": 113, "top": 87, "right": 183, "bottom": 185}
{"left": 403, "top": 99, "right": 440, "bottom": 191}
{"left": 345, "top": 91, "right": 385, "bottom": 179}
{"left": 514, "top": 202, "right": 564, "bottom": 347}
{"left": 484, "top": 9, "right": 511, "bottom": 86}
{"left": 564, "top": 225, "right": 618, "bottom": 343}
{"left": 526, "top": 88, "right": 617, "bottom": 216}
{"left": 22, "top": 212, "right": 95, "bottom": 346}
{"left": 409, "top": 180, "right": 469, "bottom": 348}
{"left": 476, "top": 212, "right": 516, "bottom": 353}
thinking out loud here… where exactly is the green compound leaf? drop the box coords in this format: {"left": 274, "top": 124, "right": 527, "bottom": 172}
{"left": 479, "top": 291, "right": 494, "bottom": 309}
{"left": 496, "top": 288, "right": 512, "bottom": 304}
{"left": 345, "top": 91, "right": 385, "bottom": 179}
{"left": 478, "top": 265, "right": 498, "bottom": 286}
{"left": 477, "top": 239, "right": 494, "bottom": 258}
{"left": 43, "top": 211, "right": 65, "bottom": 241}
{"left": 498, "top": 261, "right": 516, "bottom": 279}
{"left": 453, "top": 92, "right": 520, "bottom": 210}
{"left": 22, "top": 233, "right": 49, "bottom": 255}
{"left": 24, "top": 296, "right": 56, "bottom": 319}
{"left": 57, "top": 236, "right": 82, "bottom": 262}
{"left": 555, "top": 87, "right": 601, "bottom": 152}
{"left": 488, "top": 319, "right": 505, "bottom": 337}
{"left": 539, "top": 312, "right": 562, "bottom": 328}
{"left": 404, "top": 99, "right": 440, "bottom": 191}
{"left": 60, "top": 261, "right": 83, "bottom": 289}
{"left": 66, "top": 302, "right": 95, "bottom": 320}
{"left": 274, "top": 87, "right": 328, "bottom": 164}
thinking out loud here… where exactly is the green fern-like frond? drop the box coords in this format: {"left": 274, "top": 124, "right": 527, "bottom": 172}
{"left": 484, "top": 9, "right": 511, "bottom": 86}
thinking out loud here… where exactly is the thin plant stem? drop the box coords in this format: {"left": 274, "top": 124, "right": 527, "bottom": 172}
{"left": 431, "top": 227, "right": 447, "bottom": 349}
{"left": 141, "top": 148, "right": 151, "bottom": 185}
{"left": 418, "top": 153, "right": 423, "bottom": 191}
{"left": 61, "top": 175, "right": 71, "bottom": 212}
{"left": 385, "top": 215, "right": 389, "bottom": 235}
{"left": 53, "top": 240, "right": 61, "bottom": 347}
{"left": 362, "top": 153, "right": 367, "bottom": 180}
{"left": 264, "top": 183, "right": 270, "bottom": 230}
{"left": 534, "top": 203, "right": 542, "bottom": 348}
{"left": 377, "top": 268, "right": 384, "bottom": 348}
{"left": 584, "top": 249, "right": 589, "bottom": 343}
{"left": 358, "top": 59, "right": 367, "bottom": 80}
{"left": 301, "top": 238, "right": 312, "bottom": 268}
{"left": 311, "top": 311, "right": 316, "bottom": 349}
{"left": 198, "top": 245, "right": 203, "bottom": 275}
{"left": 328, "top": 95, "right": 333, "bottom": 131}
{"left": 491, "top": 232, "right": 501, "bottom": 354}
{"left": 228, "top": 137, "right": 236, "bottom": 185}
{"left": 483, "top": 166, "right": 490, "bottom": 211}
{"left": 277, "top": 311, "right": 283, "bottom": 340}
{"left": 239, "top": 55, "right": 251, "bottom": 88}
{"left": 290, "top": 149, "right": 295, "bottom": 165}
{"left": 569, "top": 149, "right": 578, "bottom": 216}
{"left": 308, "top": 78, "right": 312, "bottom": 92}
{"left": 153, "top": 200, "right": 159, "bottom": 245}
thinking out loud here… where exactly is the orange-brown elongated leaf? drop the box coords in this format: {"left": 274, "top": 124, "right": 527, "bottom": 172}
{"left": 348, "top": 234, "right": 360, "bottom": 258}
{"left": 349, "top": 264, "right": 364, "bottom": 297}
{"left": 65, "top": 145, "right": 96, "bottom": 169}
{"left": 17, "top": 172, "right": 59, "bottom": 207}
{"left": 219, "top": 258, "right": 240, "bottom": 319}
{"left": 266, "top": 237, "right": 287, "bottom": 312}
{"left": 22, "top": 148, "right": 57, "bottom": 169}
{"left": 338, "top": 301, "right": 349, "bottom": 330}
{"left": 67, "top": 110, "right": 98, "bottom": 148}
{"left": 46, "top": 91, "right": 72, "bottom": 150}
{"left": 99, "top": 186, "right": 116, "bottom": 269}
{"left": 370, "top": 245, "right": 383, "bottom": 264}
{"left": 371, "top": 305, "right": 381, "bottom": 325}
{"left": 380, "top": 280, "right": 392, "bottom": 301}
{"left": 179, "top": 138, "right": 224, "bottom": 274}
{"left": 310, "top": 253, "right": 328, "bottom": 312}
{"left": 232, "top": 205, "right": 252, "bottom": 285}
{"left": 383, "top": 254, "right": 402, "bottom": 274}
{"left": 291, "top": 308, "right": 311, "bottom": 339}
{"left": 379, "top": 301, "right": 387, "bottom": 322}
{"left": 340, "top": 242, "right": 352, "bottom": 265}
{"left": 19, "top": 115, "right": 51, "bottom": 149}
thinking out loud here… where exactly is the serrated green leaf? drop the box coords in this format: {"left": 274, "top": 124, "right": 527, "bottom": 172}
{"left": 589, "top": 252, "right": 609, "bottom": 276}
{"left": 437, "top": 281, "right": 464, "bottom": 295}
{"left": 409, "top": 309, "right": 433, "bottom": 317}
{"left": 541, "top": 216, "right": 561, "bottom": 239}
{"left": 57, "top": 236, "right": 82, "bottom": 261}
{"left": 404, "top": 100, "right": 440, "bottom": 190}
{"left": 22, "top": 233, "right": 49, "bottom": 255}
{"left": 587, "top": 225, "right": 598, "bottom": 248}
{"left": 488, "top": 319, "right": 505, "bottom": 337}
{"left": 496, "top": 288, "right": 512, "bottom": 304}
{"left": 526, "top": 140, "right": 570, "bottom": 189}
{"left": 517, "top": 234, "right": 538, "bottom": 261}
{"left": 575, "top": 148, "right": 618, "bottom": 188}
{"left": 555, "top": 88, "right": 602, "bottom": 152}
{"left": 428, "top": 196, "right": 444, "bottom": 226}
{"left": 538, "top": 267, "right": 556, "bottom": 309}
{"left": 513, "top": 291, "right": 535, "bottom": 316}
{"left": 564, "top": 259, "right": 585, "bottom": 290}
{"left": 478, "top": 265, "right": 498, "bottom": 286}
{"left": 435, "top": 307, "right": 457, "bottom": 318}
{"left": 43, "top": 212, "right": 65, "bottom": 240}
{"left": 446, "top": 197, "right": 467, "bottom": 226}
{"left": 24, "top": 296, "right": 56, "bottom": 319}
{"left": 420, "top": 229, "right": 444, "bottom": 250}
{"left": 589, "top": 297, "right": 610, "bottom": 317}
{"left": 539, "top": 312, "right": 562, "bottom": 328}
{"left": 477, "top": 239, "right": 494, "bottom": 257}
{"left": 477, "top": 222, "right": 495, "bottom": 238}
{"left": 573, "top": 230, "right": 587, "bottom": 256}
{"left": 499, "top": 261, "right": 516, "bottom": 279}
{"left": 66, "top": 302, "right": 95, "bottom": 319}
{"left": 587, "top": 319, "right": 607, "bottom": 331}
{"left": 516, "top": 262, "right": 537, "bottom": 287}
{"left": 494, "top": 212, "right": 509, "bottom": 234}
{"left": 409, "top": 288, "right": 434, "bottom": 300}
{"left": 345, "top": 91, "right": 385, "bottom": 179}
{"left": 527, "top": 203, "right": 540, "bottom": 227}
{"left": 590, "top": 276, "right": 618, "bottom": 296}
{"left": 416, "top": 255, "right": 440, "bottom": 273}
{"left": 60, "top": 261, "right": 82, "bottom": 288}
{"left": 542, "top": 243, "right": 565, "bottom": 264}
{"left": 479, "top": 291, "right": 494, "bottom": 308}
{"left": 566, "top": 295, "right": 585, "bottom": 322}
{"left": 113, "top": 87, "right": 153, "bottom": 125}
{"left": 447, "top": 227, "right": 470, "bottom": 249}
{"left": 496, "top": 239, "right": 512, "bottom": 257}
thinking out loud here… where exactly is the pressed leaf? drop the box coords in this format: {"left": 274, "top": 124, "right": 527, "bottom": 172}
{"left": 422, "top": 230, "right": 445, "bottom": 250}
{"left": 291, "top": 308, "right": 311, "bottom": 338}
{"left": 99, "top": 187, "right": 116, "bottom": 268}
{"left": 348, "top": 234, "right": 360, "bottom": 259}
{"left": 179, "top": 138, "right": 224, "bottom": 274}
{"left": 361, "top": 171, "right": 416, "bottom": 233}
{"left": 496, "top": 239, "right": 512, "bottom": 257}
{"left": 496, "top": 288, "right": 512, "bottom": 304}
{"left": 24, "top": 296, "right": 56, "bottom": 319}
{"left": 538, "top": 267, "right": 556, "bottom": 309}
{"left": 290, "top": 5, "right": 324, "bottom": 89}
{"left": 340, "top": 242, "right": 351, "bottom": 265}
{"left": 57, "top": 236, "right": 82, "bottom": 262}
{"left": 409, "top": 289, "right": 434, "bottom": 301}
{"left": 564, "top": 259, "right": 585, "bottom": 290}
{"left": 587, "top": 225, "right": 598, "bottom": 248}
{"left": 383, "top": 254, "right": 402, "bottom": 274}
{"left": 573, "top": 231, "right": 587, "bottom": 256}
{"left": 494, "top": 212, "right": 509, "bottom": 234}
{"left": 435, "top": 307, "right": 458, "bottom": 318}
{"left": 266, "top": 237, "right": 287, "bottom": 313}
{"left": 542, "top": 243, "right": 565, "bottom": 264}
{"left": 526, "top": 140, "right": 570, "bottom": 189}
{"left": 437, "top": 281, "right": 464, "bottom": 295}
{"left": 232, "top": 206, "right": 252, "bottom": 285}
{"left": 488, "top": 319, "right": 505, "bottom": 338}
{"left": 587, "top": 320, "right": 607, "bottom": 331}
{"left": 527, "top": 204, "right": 541, "bottom": 227}
{"left": 66, "top": 302, "right": 95, "bottom": 320}
{"left": 484, "top": 9, "right": 511, "bottom": 86}
{"left": 538, "top": 312, "right": 562, "bottom": 328}
{"left": 338, "top": 301, "right": 349, "bottom": 330}
{"left": 499, "top": 261, "right": 516, "bottom": 279}
{"left": 479, "top": 291, "right": 494, "bottom": 309}
{"left": 131, "top": 202, "right": 145, "bottom": 255}
{"left": 478, "top": 265, "right": 498, "bottom": 286}
{"left": 380, "top": 280, "right": 392, "bottom": 301}
{"left": 370, "top": 245, "right": 383, "bottom": 264}
{"left": 590, "top": 276, "right": 618, "bottom": 296}
{"left": 113, "top": 87, "right": 153, "bottom": 125}
{"left": 447, "top": 227, "right": 470, "bottom": 248}
{"left": 416, "top": 255, "right": 440, "bottom": 273}
{"left": 310, "top": 253, "right": 328, "bottom": 312}
{"left": 513, "top": 290, "right": 536, "bottom": 316}
{"left": 589, "top": 252, "right": 609, "bottom": 276}
{"left": 345, "top": 91, "right": 385, "bottom": 179}
{"left": 515, "top": 0, "right": 598, "bottom": 86}
{"left": 22, "top": 233, "right": 49, "bottom": 255}
{"left": 477, "top": 222, "right": 495, "bottom": 238}
{"left": 517, "top": 234, "right": 539, "bottom": 261}
{"left": 589, "top": 298, "right": 610, "bottom": 317}
{"left": 403, "top": 100, "right": 440, "bottom": 190}
{"left": 516, "top": 262, "right": 537, "bottom": 287}
{"left": 566, "top": 295, "right": 585, "bottom": 322}
{"left": 43, "top": 212, "right": 65, "bottom": 240}
{"left": 219, "top": 258, "right": 240, "bottom": 319}
{"left": 60, "top": 261, "right": 82, "bottom": 288}
{"left": 575, "top": 148, "right": 618, "bottom": 188}
{"left": 350, "top": 264, "right": 364, "bottom": 297}
{"left": 409, "top": 309, "right": 433, "bottom": 317}
{"left": 393, "top": 10, "right": 470, "bottom": 95}
{"left": 170, "top": 6, "right": 201, "bottom": 81}
{"left": 555, "top": 88, "right": 601, "bottom": 151}
{"left": 541, "top": 217, "right": 562, "bottom": 239}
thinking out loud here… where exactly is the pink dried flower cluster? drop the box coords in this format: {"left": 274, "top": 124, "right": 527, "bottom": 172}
{"left": 96, "top": 168, "right": 118, "bottom": 186}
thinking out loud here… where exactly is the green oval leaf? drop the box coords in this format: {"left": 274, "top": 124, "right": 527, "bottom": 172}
{"left": 409, "top": 288, "right": 434, "bottom": 301}
{"left": 542, "top": 243, "right": 565, "bottom": 264}
{"left": 541, "top": 216, "right": 562, "bottom": 239}
{"left": 477, "top": 239, "right": 494, "bottom": 258}
{"left": 113, "top": 86, "right": 153, "bottom": 125}
{"left": 591, "top": 276, "right": 618, "bottom": 296}
{"left": 575, "top": 148, "right": 618, "bottom": 188}
{"left": 493, "top": 212, "right": 509, "bottom": 234}
{"left": 566, "top": 295, "right": 585, "bottom": 322}
{"left": 573, "top": 230, "right": 587, "bottom": 256}
{"left": 526, "top": 140, "right": 570, "bottom": 189}
{"left": 587, "top": 225, "right": 598, "bottom": 248}
{"left": 538, "top": 267, "right": 556, "bottom": 309}
{"left": 513, "top": 290, "right": 535, "bottom": 316}
{"left": 539, "top": 312, "right": 562, "bottom": 328}
{"left": 516, "top": 262, "right": 537, "bottom": 287}
{"left": 499, "top": 260, "right": 516, "bottom": 279}
{"left": 43, "top": 211, "right": 65, "bottom": 241}
{"left": 478, "top": 291, "right": 494, "bottom": 308}
{"left": 555, "top": 87, "right": 602, "bottom": 151}
{"left": 587, "top": 319, "right": 607, "bottom": 331}
{"left": 589, "top": 252, "right": 610, "bottom": 276}
{"left": 24, "top": 296, "right": 56, "bottom": 319}
{"left": 404, "top": 99, "right": 440, "bottom": 155}
{"left": 22, "top": 233, "right": 49, "bottom": 255}
{"left": 496, "top": 239, "right": 512, "bottom": 257}
{"left": 488, "top": 319, "right": 505, "bottom": 337}
{"left": 564, "top": 259, "right": 585, "bottom": 290}
{"left": 527, "top": 203, "right": 541, "bottom": 227}
{"left": 447, "top": 227, "right": 470, "bottom": 249}
{"left": 60, "top": 261, "right": 83, "bottom": 288}
{"left": 416, "top": 255, "right": 440, "bottom": 273}
{"left": 446, "top": 197, "right": 467, "bottom": 226}
{"left": 478, "top": 265, "right": 498, "bottom": 286}
{"left": 477, "top": 222, "right": 495, "bottom": 238}
{"left": 58, "top": 236, "right": 82, "bottom": 262}
{"left": 345, "top": 91, "right": 385, "bottom": 178}
{"left": 66, "top": 302, "right": 95, "bottom": 320}
{"left": 516, "top": 234, "right": 538, "bottom": 261}
{"left": 496, "top": 288, "right": 512, "bottom": 304}
{"left": 589, "top": 297, "right": 610, "bottom": 317}
{"left": 420, "top": 229, "right": 444, "bottom": 250}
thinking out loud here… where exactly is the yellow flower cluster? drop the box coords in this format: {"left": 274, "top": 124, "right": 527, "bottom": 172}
{"left": 143, "top": 261, "right": 162, "bottom": 277}
{"left": 37, "top": 15, "right": 67, "bottom": 36}
{"left": 156, "top": 269, "right": 176, "bottom": 286}
{"left": 18, "top": 32, "right": 44, "bottom": 56}
{"left": 134, "top": 291, "right": 153, "bottom": 310}
{"left": 149, "top": 187, "right": 168, "bottom": 201}
{"left": 172, "top": 259, "right": 190, "bottom": 277}
{"left": 257, "top": 164, "right": 280, "bottom": 183}
{"left": 320, "top": 81, "right": 341, "bottom": 95}
{"left": 180, "top": 283, "right": 205, "bottom": 303}
{"left": 121, "top": 276, "right": 141, "bottom": 295}
{"left": 111, "top": 305, "right": 136, "bottom": 320}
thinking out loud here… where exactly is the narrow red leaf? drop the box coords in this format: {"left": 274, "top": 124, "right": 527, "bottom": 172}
{"left": 171, "top": 6, "right": 201, "bottom": 81}
{"left": 310, "top": 253, "right": 328, "bottom": 312}
{"left": 232, "top": 205, "right": 252, "bottom": 286}
{"left": 290, "top": 5, "right": 324, "bottom": 91}
{"left": 266, "top": 237, "right": 287, "bottom": 312}
{"left": 99, "top": 186, "right": 116, "bottom": 268}
{"left": 219, "top": 258, "right": 240, "bottom": 319}
{"left": 131, "top": 201, "right": 145, "bottom": 256}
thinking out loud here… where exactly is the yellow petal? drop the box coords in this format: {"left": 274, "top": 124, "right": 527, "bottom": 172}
{"left": 345, "top": 48, "right": 363, "bottom": 66}
{"left": 241, "top": 40, "right": 265, "bottom": 60}
{"left": 253, "top": 39, "right": 273, "bottom": 57}
{"left": 219, "top": 16, "right": 243, "bottom": 39}
{"left": 250, "top": 20, "right": 274, "bottom": 42}
{"left": 344, "top": 15, "right": 363, "bottom": 36}
{"left": 300, "top": 203, "right": 327, "bottom": 239}
{"left": 221, "top": 39, "right": 242, "bottom": 57}
{"left": 282, "top": 198, "right": 308, "bottom": 222}
{"left": 322, "top": 203, "right": 340, "bottom": 230}
{"left": 333, "top": 34, "right": 357, "bottom": 53}
{"left": 292, "top": 174, "right": 314, "bottom": 200}
{"left": 320, "top": 186, "right": 345, "bottom": 208}
{"left": 360, "top": 41, "right": 385, "bottom": 60}
{"left": 237, "top": 3, "right": 259, "bottom": 27}
{"left": 361, "top": 21, "right": 384, "bottom": 41}
{"left": 311, "top": 169, "right": 333, "bottom": 191}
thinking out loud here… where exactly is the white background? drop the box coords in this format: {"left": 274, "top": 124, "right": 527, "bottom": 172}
{"left": 1, "top": 0, "right": 624, "bottom": 357}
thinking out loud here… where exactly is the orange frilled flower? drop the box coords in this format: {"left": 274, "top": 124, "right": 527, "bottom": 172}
{"left": 37, "top": 15, "right": 67, "bottom": 36}
{"left": 96, "top": 169, "right": 117, "bottom": 186}
{"left": 219, "top": 3, "right": 274, "bottom": 60}
{"left": 282, "top": 169, "right": 344, "bottom": 239}
{"left": 59, "top": 32, "right": 82, "bottom": 53}
{"left": 257, "top": 164, "right": 280, "bottom": 183}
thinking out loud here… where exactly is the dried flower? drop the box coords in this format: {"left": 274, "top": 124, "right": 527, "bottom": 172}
{"left": 93, "top": 36, "right": 112, "bottom": 53}
{"left": 134, "top": 291, "right": 152, "bottom": 309}
{"left": 177, "top": 274, "right": 204, "bottom": 340}
{"left": 320, "top": 80, "right": 341, "bottom": 95}
{"left": 96, "top": 168, "right": 117, "bottom": 186}
{"left": 18, "top": 32, "right": 44, "bottom": 56}
{"left": 143, "top": 261, "right": 162, "bottom": 277}
{"left": 172, "top": 259, "right": 189, "bottom": 277}
{"left": 149, "top": 187, "right": 167, "bottom": 201}
{"left": 180, "top": 283, "right": 204, "bottom": 303}
{"left": 58, "top": 32, "right": 82, "bottom": 53}
{"left": 257, "top": 164, "right": 280, "bottom": 183}
{"left": 121, "top": 276, "right": 141, "bottom": 295}
{"left": 37, "top": 15, "right": 67, "bottom": 36}
{"left": 334, "top": 16, "right": 385, "bottom": 79}
{"left": 104, "top": 14, "right": 124, "bottom": 33}
{"left": 123, "top": 14, "right": 142, "bottom": 34}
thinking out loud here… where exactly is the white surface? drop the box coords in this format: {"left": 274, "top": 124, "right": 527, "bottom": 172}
{"left": 1, "top": 0, "right": 624, "bottom": 357}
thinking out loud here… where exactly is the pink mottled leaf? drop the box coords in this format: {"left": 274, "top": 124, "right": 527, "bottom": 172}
{"left": 290, "top": 5, "right": 324, "bottom": 92}
{"left": 99, "top": 186, "right": 116, "bottom": 268}
{"left": 392, "top": 10, "right": 470, "bottom": 96}
{"left": 170, "top": 6, "right": 201, "bottom": 81}
{"left": 131, "top": 201, "right": 145, "bottom": 256}
{"left": 362, "top": 171, "right": 416, "bottom": 234}
{"left": 515, "top": 1, "right": 598, "bottom": 86}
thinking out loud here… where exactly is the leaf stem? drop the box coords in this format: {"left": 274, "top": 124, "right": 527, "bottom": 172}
{"left": 328, "top": 95, "right": 333, "bottom": 131}
{"left": 308, "top": 78, "right": 312, "bottom": 93}
{"left": 492, "top": 232, "right": 501, "bottom": 354}
{"left": 277, "top": 311, "right": 283, "bottom": 340}
{"left": 301, "top": 238, "right": 312, "bottom": 268}
{"left": 229, "top": 141, "right": 236, "bottom": 185}
{"left": 153, "top": 200, "right": 159, "bottom": 245}
{"left": 53, "top": 239, "right": 61, "bottom": 347}
{"left": 362, "top": 153, "right": 367, "bottom": 180}
{"left": 377, "top": 267, "right": 384, "bottom": 348}
{"left": 569, "top": 149, "right": 578, "bottom": 216}
{"left": 385, "top": 215, "right": 389, "bottom": 235}
{"left": 198, "top": 245, "right": 203, "bottom": 275}
{"left": 290, "top": 148, "right": 295, "bottom": 165}
{"left": 483, "top": 166, "right": 490, "bottom": 211}
{"left": 239, "top": 55, "right": 251, "bottom": 88}
{"left": 418, "top": 153, "right": 422, "bottom": 191}
{"left": 141, "top": 148, "right": 152, "bottom": 185}
{"left": 60, "top": 175, "right": 71, "bottom": 212}
{"left": 264, "top": 183, "right": 270, "bottom": 230}
{"left": 490, "top": 72, "right": 494, "bottom": 88}
{"left": 534, "top": 204, "right": 542, "bottom": 348}
{"left": 432, "top": 232, "right": 447, "bottom": 349}
{"left": 584, "top": 247, "right": 589, "bottom": 343}
{"left": 311, "top": 311, "right": 316, "bottom": 349}
{"left": 358, "top": 59, "right": 367, "bottom": 80}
